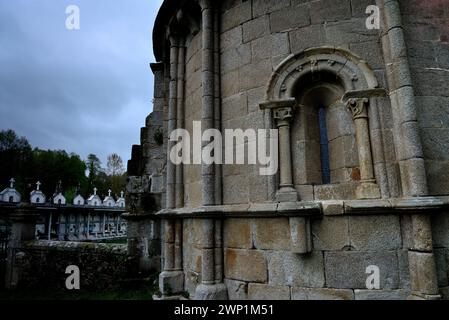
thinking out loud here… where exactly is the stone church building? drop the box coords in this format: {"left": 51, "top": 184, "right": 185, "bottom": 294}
{"left": 126, "top": 0, "right": 449, "bottom": 300}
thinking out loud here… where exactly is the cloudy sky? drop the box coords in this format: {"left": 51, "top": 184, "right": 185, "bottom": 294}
{"left": 0, "top": 0, "right": 164, "bottom": 167}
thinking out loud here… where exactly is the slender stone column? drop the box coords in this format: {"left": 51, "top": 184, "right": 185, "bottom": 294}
{"left": 347, "top": 98, "right": 381, "bottom": 199}
{"left": 260, "top": 99, "right": 298, "bottom": 202}
{"left": 159, "top": 218, "right": 183, "bottom": 297}
{"left": 158, "top": 32, "right": 185, "bottom": 298}
{"left": 167, "top": 35, "right": 179, "bottom": 210}
{"left": 195, "top": 0, "right": 227, "bottom": 301}
{"left": 214, "top": 5, "right": 222, "bottom": 206}
{"left": 175, "top": 38, "right": 186, "bottom": 209}
{"left": 200, "top": 0, "right": 215, "bottom": 207}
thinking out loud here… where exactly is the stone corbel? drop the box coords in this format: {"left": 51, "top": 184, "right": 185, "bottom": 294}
{"left": 260, "top": 98, "right": 299, "bottom": 202}
{"left": 290, "top": 217, "right": 312, "bottom": 254}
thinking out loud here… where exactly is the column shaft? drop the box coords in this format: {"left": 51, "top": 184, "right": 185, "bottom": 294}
{"left": 278, "top": 124, "right": 293, "bottom": 188}
{"left": 201, "top": 0, "right": 215, "bottom": 206}
{"left": 163, "top": 219, "right": 175, "bottom": 271}
{"left": 354, "top": 118, "right": 375, "bottom": 182}
{"left": 167, "top": 36, "right": 179, "bottom": 210}
{"left": 176, "top": 39, "right": 186, "bottom": 209}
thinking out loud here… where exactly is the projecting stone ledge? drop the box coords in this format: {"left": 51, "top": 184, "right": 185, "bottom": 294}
{"left": 155, "top": 196, "right": 446, "bottom": 218}
{"left": 155, "top": 202, "right": 322, "bottom": 219}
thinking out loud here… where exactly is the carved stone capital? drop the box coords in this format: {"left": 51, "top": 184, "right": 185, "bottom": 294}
{"left": 347, "top": 98, "right": 369, "bottom": 120}
{"left": 273, "top": 107, "right": 294, "bottom": 127}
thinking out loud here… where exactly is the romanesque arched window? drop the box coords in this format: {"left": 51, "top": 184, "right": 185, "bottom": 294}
{"left": 291, "top": 71, "right": 359, "bottom": 188}
{"left": 260, "top": 47, "right": 385, "bottom": 201}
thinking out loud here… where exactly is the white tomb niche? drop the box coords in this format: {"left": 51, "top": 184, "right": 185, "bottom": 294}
{"left": 0, "top": 178, "right": 22, "bottom": 203}
{"left": 115, "top": 191, "right": 126, "bottom": 208}
{"left": 87, "top": 187, "right": 102, "bottom": 206}
{"left": 30, "top": 181, "right": 46, "bottom": 204}
{"left": 103, "top": 189, "right": 116, "bottom": 207}
{"left": 73, "top": 194, "right": 85, "bottom": 206}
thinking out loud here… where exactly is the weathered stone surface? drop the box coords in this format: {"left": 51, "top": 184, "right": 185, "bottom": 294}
{"left": 221, "top": 43, "right": 251, "bottom": 74}
{"left": 269, "top": 4, "right": 310, "bottom": 33}
{"left": 238, "top": 58, "right": 272, "bottom": 91}
{"left": 321, "top": 200, "right": 345, "bottom": 216}
{"left": 221, "top": 1, "right": 252, "bottom": 32}
{"left": 225, "top": 279, "right": 248, "bottom": 300}
{"left": 292, "top": 287, "right": 354, "bottom": 300}
{"left": 431, "top": 212, "right": 449, "bottom": 247}
{"left": 434, "top": 248, "right": 448, "bottom": 287}
{"left": 159, "top": 271, "right": 184, "bottom": 295}
{"left": 349, "top": 215, "right": 402, "bottom": 251}
{"left": 224, "top": 219, "right": 253, "bottom": 249}
{"left": 426, "top": 160, "right": 449, "bottom": 196}
{"left": 295, "top": 185, "right": 314, "bottom": 201}
{"left": 223, "top": 174, "right": 249, "bottom": 205}
{"left": 222, "top": 93, "right": 248, "bottom": 122}
{"left": 252, "top": 0, "right": 291, "bottom": 18}
{"left": 225, "top": 249, "right": 267, "bottom": 283}
{"left": 248, "top": 284, "right": 290, "bottom": 300}
{"left": 312, "top": 216, "right": 350, "bottom": 251}
{"left": 354, "top": 289, "right": 408, "bottom": 300}
{"left": 268, "top": 251, "right": 325, "bottom": 287}
{"left": 398, "top": 250, "right": 411, "bottom": 291}
{"left": 289, "top": 24, "right": 326, "bottom": 53}
{"left": 310, "top": 0, "right": 352, "bottom": 24}
{"left": 314, "top": 183, "right": 357, "bottom": 200}
{"left": 324, "top": 251, "right": 400, "bottom": 289}
{"left": 251, "top": 33, "right": 290, "bottom": 62}
{"left": 242, "top": 15, "right": 270, "bottom": 43}
{"left": 408, "top": 251, "right": 439, "bottom": 295}
{"left": 253, "top": 218, "right": 291, "bottom": 250}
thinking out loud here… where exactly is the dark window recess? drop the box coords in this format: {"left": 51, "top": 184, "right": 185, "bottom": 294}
{"left": 318, "top": 107, "right": 331, "bottom": 184}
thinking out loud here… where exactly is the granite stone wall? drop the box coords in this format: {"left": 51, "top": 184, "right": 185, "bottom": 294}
{"left": 10, "top": 240, "right": 128, "bottom": 292}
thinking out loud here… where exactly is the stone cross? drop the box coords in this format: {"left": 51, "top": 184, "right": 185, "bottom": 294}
{"left": 36, "top": 181, "right": 41, "bottom": 191}
{"left": 93, "top": 187, "right": 97, "bottom": 196}
{"left": 10, "top": 178, "right": 15, "bottom": 188}
{"left": 120, "top": 191, "right": 124, "bottom": 198}
{"left": 108, "top": 189, "right": 112, "bottom": 197}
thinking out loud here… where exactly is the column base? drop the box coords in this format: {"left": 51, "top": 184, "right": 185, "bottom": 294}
{"left": 356, "top": 182, "right": 381, "bottom": 200}
{"left": 194, "top": 283, "right": 228, "bottom": 300}
{"left": 276, "top": 187, "right": 298, "bottom": 202}
{"left": 159, "top": 270, "right": 184, "bottom": 296}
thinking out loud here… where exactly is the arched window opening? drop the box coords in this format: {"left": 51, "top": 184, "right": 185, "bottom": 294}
{"left": 291, "top": 71, "right": 359, "bottom": 187}
{"left": 9, "top": 196, "right": 14, "bottom": 203}
{"left": 318, "top": 106, "right": 331, "bottom": 185}
{"left": 36, "top": 197, "right": 40, "bottom": 203}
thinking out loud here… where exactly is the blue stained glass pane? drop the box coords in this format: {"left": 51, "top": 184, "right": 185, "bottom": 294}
{"left": 318, "top": 107, "right": 331, "bottom": 184}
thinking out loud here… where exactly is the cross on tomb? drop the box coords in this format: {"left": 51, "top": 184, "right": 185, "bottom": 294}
{"left": 120, "top": 191, "right": 124, "bottom": 198}
{"left": 108, "top": 189, "right": 112, "bottom": 197}
{"left": 93, "top": 187, "right": 98, "bottom": 196}
{"left": 10, "top": 178, "right": 15, "bottom": 188}
{"left": 36, "top": 181, "right": 41, "bottom": 191}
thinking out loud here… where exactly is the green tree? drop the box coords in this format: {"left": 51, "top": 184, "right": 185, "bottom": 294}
{"left": 106, "top": 153, "right": 126, "bottom": 195}
{"left": 0, "top": 129, "right": 32, "bottom": 192}
{"left": 85, "top": 154, "right": 102, "bottom": 194}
